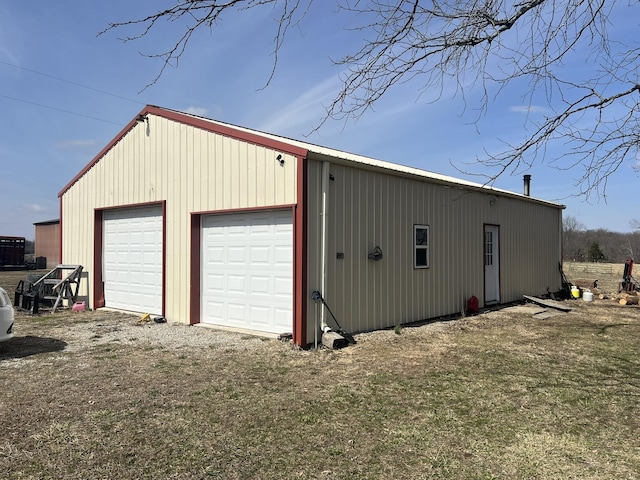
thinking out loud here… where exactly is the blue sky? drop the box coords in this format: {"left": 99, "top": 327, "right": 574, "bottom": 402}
{"left": 1, "top": 1, "right": 639, "bottom": 239}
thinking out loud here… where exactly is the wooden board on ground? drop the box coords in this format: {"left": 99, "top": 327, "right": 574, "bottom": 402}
{"left": 523, "top": 295, "right": 574, "bottom": 312}
{"left": 503, "top": 304, "right": 567, "bottom": 319}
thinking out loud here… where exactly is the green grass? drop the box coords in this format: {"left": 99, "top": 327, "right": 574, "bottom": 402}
{"left": 1, "top": 296, "right": 639, "bottom": 478}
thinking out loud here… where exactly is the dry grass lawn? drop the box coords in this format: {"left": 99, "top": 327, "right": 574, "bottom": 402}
{"left": 0, "top": 268, "right": 639, "bottom": 479}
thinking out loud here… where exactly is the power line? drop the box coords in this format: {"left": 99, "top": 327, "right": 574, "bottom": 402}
{"left": 0, "top": 93, "right": 122, "bottom": 125}
{"left": 0, "top": 59, "right": 145, "bottom": 106}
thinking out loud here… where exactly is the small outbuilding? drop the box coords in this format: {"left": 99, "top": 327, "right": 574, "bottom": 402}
{"left": 33, "top": 219, "right": 61, "bottom": 269}
{"left": 59, "top": 105, "right": 565, "bottom": 346}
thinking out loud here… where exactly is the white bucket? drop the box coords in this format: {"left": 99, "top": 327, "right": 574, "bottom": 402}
{"left": 583, "top": 291, "right": 594, "bottom": 302}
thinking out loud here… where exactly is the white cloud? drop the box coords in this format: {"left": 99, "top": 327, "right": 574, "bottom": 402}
{"left": 184, "top": 106, "right": 209, "bottom": 117}
{"left": 55, "top": 139, "right": 98, "bottom": 149}
{"left": 22, "top": 203, "right": 47, "bottom": 212}
{"left": 510, "top": 105, "right": 547, "bottom": 114}
{"left": 256, "top": 75, "right": 342, "bottom": 135}
{"left": 0, "top": 46, "right": 19, "bottom": 65}
{"left": 0, "top": 6, "right": 21, "bottom": 65}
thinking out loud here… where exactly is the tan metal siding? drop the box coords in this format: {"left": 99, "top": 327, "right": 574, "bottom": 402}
{"left": 305, "top": 160, "right": 562, "bottom": 340}
{"left": 62, "top": 114, "right": 297, "bottom": 322}
{"left": 498, "top": 198, "right": 562, "bottom": 298}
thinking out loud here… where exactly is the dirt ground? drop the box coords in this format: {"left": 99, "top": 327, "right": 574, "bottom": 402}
{"left": 1, "top": 267, "right": 638, "bottom": 479}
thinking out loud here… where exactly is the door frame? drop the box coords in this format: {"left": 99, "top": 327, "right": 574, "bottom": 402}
{"left": 93, "top": 201, "right": 166, "bottom": 315}
{"left": 197, "top": 207, "right": 295, "bottom": 335}
{"left": 483, "top": 224, "right": 501, "bottom": 305}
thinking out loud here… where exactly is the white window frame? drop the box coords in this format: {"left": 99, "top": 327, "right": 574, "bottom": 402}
{"left": 414, "top": 224, "right": 430, "bottom": 269}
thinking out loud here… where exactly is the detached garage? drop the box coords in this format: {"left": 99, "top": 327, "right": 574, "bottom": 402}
{"left": 60, "top": 105, "right": 564, "bottom": 346}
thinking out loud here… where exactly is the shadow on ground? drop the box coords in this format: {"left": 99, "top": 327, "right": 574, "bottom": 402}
{"left": 0, "top": 336, "right": 67, "bottom": 361}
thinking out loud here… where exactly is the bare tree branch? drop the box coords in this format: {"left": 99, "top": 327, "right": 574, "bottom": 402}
{"left": 99, "top": 0, "right": 313, "bottom": 91}
{"left": 103, "top": 0, "right": 640, "bottom": 198}
{"left": 468, "top": 82, "right": 640, "bottom": 199}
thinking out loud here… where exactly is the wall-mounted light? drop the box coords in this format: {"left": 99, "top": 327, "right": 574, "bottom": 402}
{"left": 276, "top": 154, "right": 285, "bottom": 166}
{"left": 368, "top": 246, "right": 384, "bottom": 261}
{"left": 136, "top": 114, "right": 150, "bottom": 136}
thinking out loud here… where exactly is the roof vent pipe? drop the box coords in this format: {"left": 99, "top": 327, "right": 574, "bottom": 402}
{"left": 523, "top": 174, "right": 531, "bottom": 196}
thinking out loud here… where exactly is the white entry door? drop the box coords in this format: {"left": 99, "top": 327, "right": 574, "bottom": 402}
{"left": 103, "top": 206, "right": 163, "bottom": 314}
{"left": 484, "top": 225, "right": 500, "bottom": 304}
{"left": 201, "top": 210, "right": 293, "bottom": 335}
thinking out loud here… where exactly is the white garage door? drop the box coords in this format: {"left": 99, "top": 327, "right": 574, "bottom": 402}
{"left": 201, "top": 210, "right": 293, "bottom": 335}
{"left": 103, "top": 206, "right": 163, "bottom": 315}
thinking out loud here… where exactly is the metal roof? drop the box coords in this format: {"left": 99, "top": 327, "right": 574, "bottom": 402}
{"left": 60, "top": 104, "right": 565, "bottom": 209}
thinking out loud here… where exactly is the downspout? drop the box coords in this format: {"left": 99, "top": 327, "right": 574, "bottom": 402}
{"left": 559, "top": 208, "right": 564, "bottom": 285}
{"left": 320, "top": 160, "right": 330, "bottom": 333}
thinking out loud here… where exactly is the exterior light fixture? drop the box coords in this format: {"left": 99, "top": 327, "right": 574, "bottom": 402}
{"left": 368, "top": 246, "right": 384, "bottom": 261}
{"left": 276, "top": 154, "right": 285, "bottom": 166}
{"left": 135, "top": 114, "right": 150, "bottom": 136}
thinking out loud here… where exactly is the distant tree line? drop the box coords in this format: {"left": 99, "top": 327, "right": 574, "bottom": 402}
{"left": 563, "top": 216, "right": 640, "bottom": 263}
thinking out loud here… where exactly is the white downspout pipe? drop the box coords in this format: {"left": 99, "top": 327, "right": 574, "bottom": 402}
{"left": 320, "top": 160, "right": 330, "bottom": 332}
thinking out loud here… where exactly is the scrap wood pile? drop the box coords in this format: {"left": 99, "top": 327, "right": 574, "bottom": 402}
{"left": 615, "top": 259, "right": 640, "bottom": 305}
{"left": 615, "top": 291, "right": 639, "bottom": 306}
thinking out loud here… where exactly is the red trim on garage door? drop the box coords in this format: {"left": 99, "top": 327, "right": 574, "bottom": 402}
{"left": 189, "top": 214, "right": 201, "bottom": 325}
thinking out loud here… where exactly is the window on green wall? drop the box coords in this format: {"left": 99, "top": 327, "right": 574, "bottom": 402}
{"left": 414, "top": 225, "right": 429, "bottom": 269}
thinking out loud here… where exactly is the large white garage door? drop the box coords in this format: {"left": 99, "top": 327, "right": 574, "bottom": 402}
{"left": 201, "top": 210, "right": 293, "bottom": 335}
{"left": 103, "top": 206, "right": 163, "bottom": 315}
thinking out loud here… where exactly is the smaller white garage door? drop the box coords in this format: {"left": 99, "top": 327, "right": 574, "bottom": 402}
{"left": 103, "top": 206, "right": 163, "bottom": 315}
{"left": 201, "top": 210, "right": 293, "bottom": 335}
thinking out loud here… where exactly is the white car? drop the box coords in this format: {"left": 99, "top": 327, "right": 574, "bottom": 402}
{"left": 0, "top": 287, "right": 14, "bottom": 342}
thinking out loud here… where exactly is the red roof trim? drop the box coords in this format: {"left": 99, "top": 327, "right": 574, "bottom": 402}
{"left": 58, "top": 105, "right": 310, "bottom": 198}
{"left": 147, "top": 105, "right": 309, "bottom": 158}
